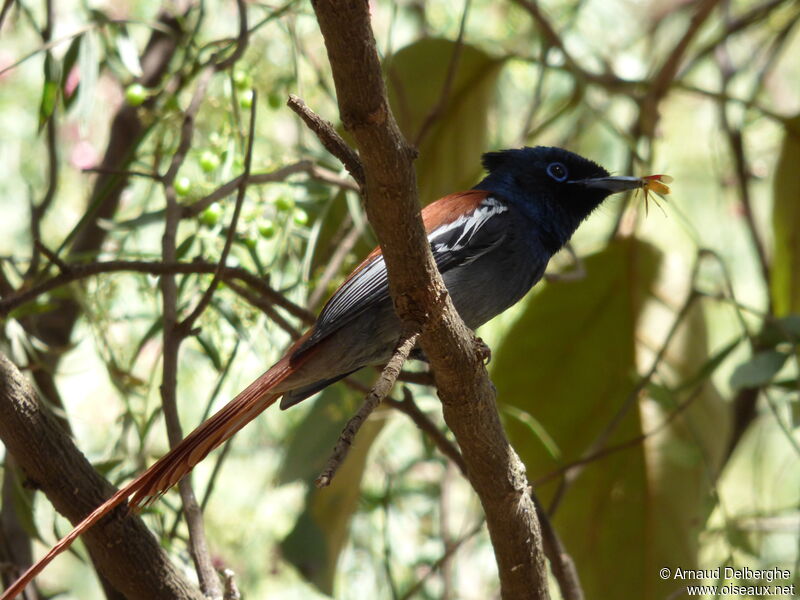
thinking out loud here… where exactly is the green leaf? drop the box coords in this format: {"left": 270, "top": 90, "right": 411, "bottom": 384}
{"left": 195, "top": 334, "right": 223, "bottom": 371}
{"left": 115, "top": 28, "right": 143, "bottom": 77}
{"left": 309, "top": 189, "right": 373, "bottom": 301}
{"left": 757, "top": 314, "right": 800, "bottom": 348}
{"left": 175, "top": 234, "right": 195, "bottom": 261}
{"left": 75, "top": 30, "right": 100, "bottom": 127}
{"left": 6, "top": 465, "right": 41, "bottom": 542}
{"left": 279, "top": 378, "right": 385, "bottom": 594}
{"left": 492, "top": 237, "right": 661, "bottom": 599}
{"left": 704, "top": 415, "right": 800, "bottom": 569}
{"left": 38, "top": 53, "right": 60, "bottom": 131}
{"left": 674, "top": 336, "right": 742, "bottom": 392}
{"left": 60, "top": 34, "right": 82, "bottom": 110}
{"left": 7, "top": 298, "right": 59, "bottom": 319}
{"left": 730, "top": 350, "right": 789, "bottom": 389}
{"left": 771, "top": 115, "right": 800, "bottom": 316}
{"left": 385, "top": 39, "right": 504, "bottom": 205}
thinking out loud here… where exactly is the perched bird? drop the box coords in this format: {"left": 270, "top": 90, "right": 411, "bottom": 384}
{"left": 1, "top": 146, "right": 646, "bottom": 599}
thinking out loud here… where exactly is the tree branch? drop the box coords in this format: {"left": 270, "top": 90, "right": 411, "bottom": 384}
{"left": 286, "top": 94, "right": 366, "bottom": 187}
{"left": 0, "top": 353, "right": 204, "bottom": 600}
{"left": 316, "top": 332, "right": 419, "bottom": 488}
{"left": 0, "top": 260, "right": 314, "bottom": 325}
{"left": 310, "top": 2, "right": 549, "bottom": 597}
{"left": 158, "top": 62, "right": 222, "bottom": 598}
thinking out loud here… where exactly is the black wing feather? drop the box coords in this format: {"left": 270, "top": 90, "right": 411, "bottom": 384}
{"left": 294, "top": 196, "right": 510, "bottom": 356}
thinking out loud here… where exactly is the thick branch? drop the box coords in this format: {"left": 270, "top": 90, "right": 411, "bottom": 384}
{"left": 0, "top": 353, "right": 204, "bottom": 600}
{"left": 310, "top": 2, "right": 549, "bottom": 598}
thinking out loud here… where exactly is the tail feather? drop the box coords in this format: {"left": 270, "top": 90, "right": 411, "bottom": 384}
{"left": 128, "top": 364, "right": 289, "bottom": 506}
{"left": 0, "top": 358, "right": 294, "bottom": 600}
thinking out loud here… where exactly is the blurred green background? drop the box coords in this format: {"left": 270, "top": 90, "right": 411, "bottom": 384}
{"left": 1, "top": 0, "right": 799, "bottom": 598}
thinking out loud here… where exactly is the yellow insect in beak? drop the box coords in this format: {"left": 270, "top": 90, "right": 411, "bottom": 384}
{"left": 639, "top": 174, "right": 672, "bottom": 216}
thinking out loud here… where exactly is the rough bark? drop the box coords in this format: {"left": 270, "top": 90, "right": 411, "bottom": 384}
{"left": 311, "top": 1, "right": 550, "bottom": 598}
{"left": 0, "top": 353, "right": 204, "bottom": 600}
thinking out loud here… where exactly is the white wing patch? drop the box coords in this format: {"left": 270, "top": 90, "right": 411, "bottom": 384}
{"left": 431, "top": 196, "right": 508, "bottom": 254}
{"left": 300, "top": 195, "right": 509, "bottom": 353}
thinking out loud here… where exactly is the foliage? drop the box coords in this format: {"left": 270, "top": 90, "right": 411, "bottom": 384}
{"left": 0, "top": 0, "right": 799, "bottom": 598}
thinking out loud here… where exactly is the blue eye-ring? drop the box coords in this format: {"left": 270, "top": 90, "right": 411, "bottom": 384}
{"left": 547, "top": 162, "right": 568, "bottom": 182}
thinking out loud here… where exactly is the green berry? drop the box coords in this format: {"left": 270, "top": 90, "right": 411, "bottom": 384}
{"left": 199, "top": 150, "right": 220, "bottom": 173}
{"left": 164, "top": 95, "right": 180, "bottom": 111}
{"left": 233, "top": 70, "right": 251, "bottom": 90}
{"left": 174, "top": 176, "right": 191, "bottom": 196}
{"left": 293, "top": 208, "right": 309, "bottom": 226}
{"left": 258, "top": 221, "right": 276, "bottom": 239}
{"left": 239, "top": 89, "right": 254, "bottom": 109}
{"left": 268, "top": 92, "right": 282, "bottom": 109}
{"left": 124, "top": 83, "right": 147, "bottom": 106}
{"left": 200, "top": 202, "right": 223, "bottom": 227}
{"left": 274, "top": 196, "right": 294, "bottom": 212}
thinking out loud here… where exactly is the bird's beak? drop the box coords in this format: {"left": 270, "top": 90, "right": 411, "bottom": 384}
{"left": 572, "top": 176, "right": 643, "bottom": 194}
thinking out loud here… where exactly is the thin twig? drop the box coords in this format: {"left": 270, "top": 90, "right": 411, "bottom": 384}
{"left": 32, "top": 241, "right": 69, "bottom": 274}
{"left": 384, "top": 389, "right": 466, "bottom": 474}
{"left": 412, "top": 0, "right": 471, "bottom": 147}
{"left": 180, "top": 160, "right": 358, "bottom": 219}
{"left": 222, "top": 569, "right": 241, "bottom": 600}
{"left": 531, "top": 494, "right": 584, "bottom": 600}
{"left": 307, "top": 217, "right": 367, "bottom": 308}
{"left": 286, "top": 94, "right": 366, "bottom": 187}
{"left": 0, "top": 259, "right": 314, "bottom": 324}
{"left": 26, "top": 103, "right": 59, "bottom": 280}
{"left": 395, "top": 370, "right": 435, "bottom": 386}
{"left": 178, "top": 90, "right": 258, "bottom": 335}
{"left": 81, "top": 166, "right": 162, "bottom": 181}
{"left": 386, "top": 389, "right": 584, "bottom": 599}
{"left": 548, "top": 287, "right": 700, "bottom": 515}
{"left": 211, "top": 0, "right": 248, "bottom": 72}
{"left": 681, "top": 0, "right": 792, "bottom": 75}
{"left": 510, "top": 0, "right": 593, "bottom": 81}
{"left": 225, "top": 280, "right": 303, "bottom": 339}
{"left": 316, "top": 332, "right": 419, "bottom": 488}
{"left": 0, "top": 0, "right": 14, "bottom": 32}
{"left": 714, "top": 34, "right": 772, "bottom": 312}
{"left": 534, "top": 386, "right": 705, "bottom": 487}
{"left": 158, "top": 62, "right": 222, "bottom": 598}
{"left": 398, "top": 520, "right": 485, "bottom": 600}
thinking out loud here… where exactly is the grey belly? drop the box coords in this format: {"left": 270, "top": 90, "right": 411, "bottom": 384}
{"left": 277, "top": 247, "right": 546, "bottom": 394}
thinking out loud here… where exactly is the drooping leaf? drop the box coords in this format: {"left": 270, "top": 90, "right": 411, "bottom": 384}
{"left": 639, "top": 298, "right": 731, "bottom": 598}
{"left": 730, "top": 350, "right": 789, "bottom": 389}
{"left": 771, "top": 115, "right": 800, "bottom": 316}
{"left": 385, "top": 39, "right": 504, "bottom": 205}
{"left": 38, "top": 53, "right": 60, "bottom": 131}
{"left": 491, "top": 237, "right": 661, "bottom": 598}
{"left": 279, "top": 378, "right": 385, "bottom": 594}
{"left": 703, "top": 415, "right": 800, "bottom": 574}
{"left": 75, "top": 29, "right": 100, "bottom": 128}
{"left": 5, "top": 465, "right": 41, "bottom": 542}
{"left": 115, "top": 28, "right": 143, "bottom": 77}
{"left": 757, "top": 314, "right": 800, "bottom": 348}
{"left": 195, "top": 334, "right": 223, "bottom": 371}
{"left": 60, "top": 34, "right": 82, "bottom": 110}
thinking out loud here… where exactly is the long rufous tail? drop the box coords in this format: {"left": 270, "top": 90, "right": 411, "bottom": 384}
{"left": 1, "top": 356, "right": 295, "bottom": 600}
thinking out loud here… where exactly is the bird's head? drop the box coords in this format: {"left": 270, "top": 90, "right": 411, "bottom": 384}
{"left": 476, "top": 146, "right": 641, "bottom": 249}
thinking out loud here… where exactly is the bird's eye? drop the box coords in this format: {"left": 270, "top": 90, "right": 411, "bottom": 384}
{"left": 547, "top": 162, "right": 568, "bottom": 182}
